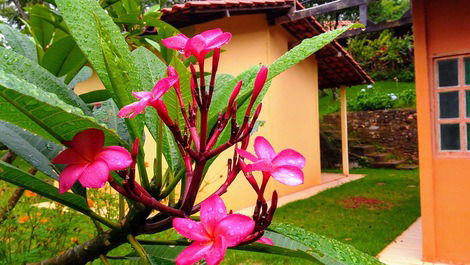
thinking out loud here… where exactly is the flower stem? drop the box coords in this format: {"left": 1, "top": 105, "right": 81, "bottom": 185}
{"left": 127, "top": 234, "right": 152, "bottom": 265}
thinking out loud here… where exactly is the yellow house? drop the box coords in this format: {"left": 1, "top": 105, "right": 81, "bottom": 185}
{"left": 76, "top": 0, "right": 371, "bottom": 211}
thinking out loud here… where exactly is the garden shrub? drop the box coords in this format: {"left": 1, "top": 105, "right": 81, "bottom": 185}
{"left": 347, "top": 30, "right": 414, "bottom": 82}
{"left": 348, "top": 84, "right": 415, "bottom": 111}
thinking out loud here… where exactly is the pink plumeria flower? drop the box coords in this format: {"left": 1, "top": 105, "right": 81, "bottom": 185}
{"left": 162, "top": 28, "right": 231, "bottom": 62}
{"left": 118, "top": 75, "right": 178, "bottom": 118}
{"left": 173, "top": 195, "right": 254, "bottom": 265}
{"left": 236, "top": 136, "right": 305, "bottom": 186}
{"left": 52, "top": 129, "right": 132, "bottom": 193}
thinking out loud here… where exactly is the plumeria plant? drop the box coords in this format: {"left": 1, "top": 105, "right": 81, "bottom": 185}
{"left": 0, "top": 0, "right": 383, "bottom": 264}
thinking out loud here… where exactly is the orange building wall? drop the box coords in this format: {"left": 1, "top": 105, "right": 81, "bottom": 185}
{"left": 413, "top": 0, "right": 470, "bottom": 263}
{"left": 76, "top": 14, "right": 321, "bottom": 211}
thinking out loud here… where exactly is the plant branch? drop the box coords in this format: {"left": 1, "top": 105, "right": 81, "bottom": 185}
{"left": 127, "top": 234, "right": 152, "bottom": 265}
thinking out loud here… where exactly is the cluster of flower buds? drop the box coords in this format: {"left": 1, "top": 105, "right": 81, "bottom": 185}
{"left": 52, "top": 28, "right": 305, "bottom": 265}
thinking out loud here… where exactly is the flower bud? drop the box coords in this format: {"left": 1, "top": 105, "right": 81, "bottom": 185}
{"left": 252, "top": 66, "right": 268, "bottom": 101}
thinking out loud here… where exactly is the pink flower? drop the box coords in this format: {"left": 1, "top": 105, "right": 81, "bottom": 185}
{"left": 236, "top": 136, "right": 305, "bottom": 186}
{"left": 118, "top": 75, "right": 177, "bottom": 118}
{"left": 173, "top": 195, "right": 254, "bottom": 265}
{"left": 52, "top": 129, "right": 132, "bottom": 193}
{"left": 162, "top": 28, "right": 231, "bottom": 62}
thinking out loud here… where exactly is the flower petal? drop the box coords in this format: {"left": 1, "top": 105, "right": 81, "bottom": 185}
{"left": 77, "top": 160, "right": 109, "bottom": 189}
{"left": 187, "top": 35, "right": 207, "bottom": 61}
{"left": 162, "top": 34, "right": 189, "bottom": 50}
{"left": 58, "top": 164, "right": 87, "bottom": 193}
{"left": 206, "top": 32, "right": 231, "bottom": 49}
{"left": 235, "top": 148, "right": 258, "bottom": 162}
{"left": 118, "top": 100, "right": 149, "bottom": 118}
{"left": 200, "top": 28, "right": 223, "bottom": 40}
{"left": 204, "top": 235, "right": 227, "bottom": 265}
{"left": 254, "top": 136, "right": 276, "bottom": 161}
{"left": 53, "top": 148, "right": 88, "bottom": 165}
{"left": 271, "top": 165, "right": 304, "bottom": 186}
{"left": 151, "top": 77, "right": 177, "bottom": 99}
{"left": 176, "top": 241, "right": 211, "bottom": 265}
{"left": 245, "top": 160, "right": 272, "bottom": 172}
{"left": 214, "top": 214, "right": 255, "bottom": 247}
{"left": 200, "top": 195, "right": 227, "bottom": 235}
{"left": 272, "top": 149, "right": 306, "bottom": 168}
{"left": 173, "top": 218, "right": 210, "bottom": 242}
{"left": 96, "top": 146, "right": 132, "bottom": 170}
{"left": 256, "top": 237, "right": 274, "bottom": 245}
{"left": 70, "top": 129, "right": 104, "bottom": 160}
{"left": 132, "top": 91, "right": 151, "bottom": 100}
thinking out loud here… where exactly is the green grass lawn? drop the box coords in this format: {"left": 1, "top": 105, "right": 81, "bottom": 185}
{"left": 319, "top": 81, "right": 416, "bottom": 117}
{"left": 223, "top": 168, "right": 421, "bottom": 265}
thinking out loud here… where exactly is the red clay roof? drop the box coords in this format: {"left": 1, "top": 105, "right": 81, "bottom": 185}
{"left": 161, "top": 0, "right": 373, "bottom": 89}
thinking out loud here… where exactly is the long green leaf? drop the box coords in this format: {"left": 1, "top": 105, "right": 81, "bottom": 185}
{"left": 269, "top": 223, "right": 383, "bottom": 265}
{"left": 55, "top": 0, "right": 141, "bottom": 106}
{"left": 79, "top": 89, "right": 111, "bottom": 104}
{"left": 0, "top": 70, "right": 124, "bottom": 145}
{"left": 132, "top": 47, "right": 166, "bottom": 91}
{"left": 207, "top": 25, "right": 361, "bottom": 167}
{"left": 131, "top": 47, "right": 184, "bottom": 173}
{"left": 0, "top": 161, "right": 89, "bottom": 213}
{"left": 25, "top": 4, "right": 59, "bottom": 49}
{"left": 94, "top": 99, "right": 130, "bottom": 143}
{"left": 125, "top": 223, "right": 382, "bottom": 265}
{"left": 0, "top": 121, "right": 61, "bottom": 179}
{"left": 41, "top": 35, "right": 87, "bottom": 77}
{"left": 0, "top": 46, "right": 90, "bottom": 114}
{"left": 0, "top": 24, "right": 37, "bottom": 61}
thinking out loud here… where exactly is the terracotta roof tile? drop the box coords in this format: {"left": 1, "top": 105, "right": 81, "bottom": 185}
{"left": 161, "top": 0, "right": 372, "bottom": 89}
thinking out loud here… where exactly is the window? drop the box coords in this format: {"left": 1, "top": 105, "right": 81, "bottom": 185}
{"left": 435, "top": 55, "right": 470, "bottom": 153}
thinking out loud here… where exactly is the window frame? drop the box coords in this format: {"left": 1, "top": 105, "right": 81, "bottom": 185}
{"left": 433, "top": 54, "right": 470, "bottom": 156}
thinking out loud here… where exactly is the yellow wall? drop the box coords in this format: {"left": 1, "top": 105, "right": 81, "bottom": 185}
{"left": 75, "top": 14, "right": 321, "bottom": 211}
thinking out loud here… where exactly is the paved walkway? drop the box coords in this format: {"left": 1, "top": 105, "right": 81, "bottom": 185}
{"left": 378, "top": 218, "right": 451, "bottom": 265}
{"left": 237, "top": 173, "right": 364, "bottom": 215}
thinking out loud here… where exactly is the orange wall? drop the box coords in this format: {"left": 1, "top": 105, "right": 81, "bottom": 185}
{"left": 413, "top": 0, "right": 470, "bottom": 263}
{"left": 76, "top": 14, "right": 322, "bottom": 211}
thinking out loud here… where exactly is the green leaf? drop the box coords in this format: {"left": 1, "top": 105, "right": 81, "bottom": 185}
{"left": 0, "top": 46, "right": 91, "bottom": 115}
{"left": 269, "top": 24, "right": 362, "bottom": 79}
{"left": 55, "top": 0, "right": 141, "bottom": 106}
{"left": 0, "top": 24, "right": 37, "bottom": 61}
{"left": 94, "top": 99, "right": 130, "bottom": 143}
{"left": 0, "top": 121, "right": 61, "bottom": 179}
{"left": 167, "top": 57, "right": 191, "bottom": 125}
{"left": 132, "top": 47, "right": 166, "bottom": 91}
{"left": 0, "top": 161, "right": 89, "bottom": 214}
{"left": 79, "top": 89, "right": 111, "bottom": 104}
{"left": 25, "top": 4, "right": 59, "bottom": 49}
{"left": 41, "top": 35, "right": 87, "bottom": 77}
{"left": 207, "top": 65, "right": 259, "bottom": 128}
{"left": 0, "top": 70, "right": 124, "bottom": 146}
{"left": 131, "top": 46, "right": 184, "bottom": 172}
{"left": 269, "top": 223, "right": 383, "bottom": 265}
{"left": 56, "top": 0, "right": 144, "bottom": 140}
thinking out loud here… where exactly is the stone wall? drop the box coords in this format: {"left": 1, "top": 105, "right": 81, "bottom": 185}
{"left": 322, "top": 109, "right": 418, "bottom": 162}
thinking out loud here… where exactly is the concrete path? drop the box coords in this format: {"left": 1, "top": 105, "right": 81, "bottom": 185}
{"left": 237, "top": 173, "right": 364, "bottom": 215}
{"left": 378, "top": 218, "right": 451, "bottom": 265}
